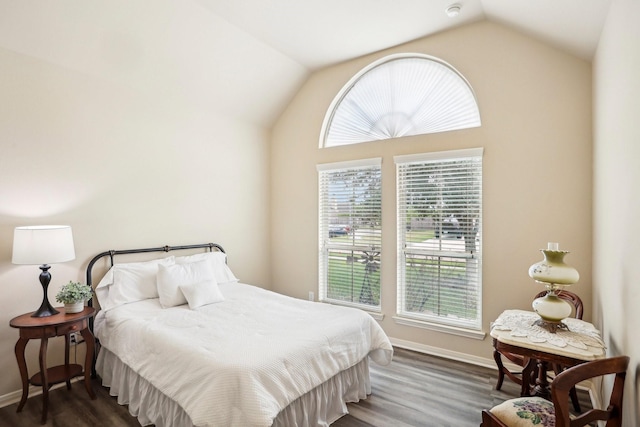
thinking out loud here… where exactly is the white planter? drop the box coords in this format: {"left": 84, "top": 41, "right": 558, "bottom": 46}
{"left": 64, "top": 301, "right": 84, "bottom": 314}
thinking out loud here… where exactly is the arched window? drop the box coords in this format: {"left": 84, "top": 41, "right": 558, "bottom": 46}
{"left": 320, "top": 53, "right": 481, "bottom": 148}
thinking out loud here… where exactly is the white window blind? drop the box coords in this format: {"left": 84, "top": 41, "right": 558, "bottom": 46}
{"left": 318, "top": 159, "right": 382, "bottom": 310}
{"left": 395, "top": 149, "right": 483, "bottom": 329}
{"left": 321, "top": 53, "right": 481, "bottom": 148}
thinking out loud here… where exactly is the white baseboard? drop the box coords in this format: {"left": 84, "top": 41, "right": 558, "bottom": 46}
{"left": 0, "top": 379, "right": 80, "bottom": 409}
{"left": 390, "top": 337, "right": 499, "bottom": 369}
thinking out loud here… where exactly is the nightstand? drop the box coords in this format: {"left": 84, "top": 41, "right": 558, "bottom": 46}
{"left": 9, "top": 307, "right": 97, "bottom": 424}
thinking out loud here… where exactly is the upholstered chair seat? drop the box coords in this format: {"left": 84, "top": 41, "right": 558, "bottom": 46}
{"left": 488, "top": 396, "right": 558, "bottom": 427}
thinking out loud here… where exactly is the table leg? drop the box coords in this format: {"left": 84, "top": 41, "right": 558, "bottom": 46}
{"left": 14, "top": 338, "right": 29, "bottom": 412}
{"left": 533, "top": 359, "right": 551, "bottom": 400}
{"left": 521, "top": 358, "right": 537, "bottom": 396}
{"left": 492, "top": 348, "right": 506, "bottom": 390}
{"left": 80, "top": 328, "right": 96, "bottom": 399}
{"left": 64, "top": 334, "right": 72, "bottom": 390}
{"left": 38, "top": 337, "right": 49, "bottom": 424}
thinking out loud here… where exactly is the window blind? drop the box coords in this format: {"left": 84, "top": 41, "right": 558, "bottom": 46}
{"left": 395, "top": 149, "right": 483, "bottom": 329}
{"left": 321, "top": 54, "right": 481, "bottom": 148}
{"left": 318, "top": 159, "right": 382, "bottom": 309}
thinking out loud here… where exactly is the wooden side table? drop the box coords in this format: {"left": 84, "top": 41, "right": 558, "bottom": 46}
{"left": 9, "top": 307, "right": 97, "bottom": 424}
{"left": 490, "top": 309, "right": 606, "bottom": 400}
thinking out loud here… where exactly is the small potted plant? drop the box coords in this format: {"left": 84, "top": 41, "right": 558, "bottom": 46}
{"left": 56, "top": 281, "right": 93, "bottom": 314}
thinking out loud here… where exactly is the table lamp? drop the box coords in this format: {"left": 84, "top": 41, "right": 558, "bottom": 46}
{"left": 12, "top": 225, "right": 76, "bottom": 317}
{"left": 528, "top": 242, "right": 579, "bottom": 332}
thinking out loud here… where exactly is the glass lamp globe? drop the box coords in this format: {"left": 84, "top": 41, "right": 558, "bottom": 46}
{"left": 528, "top": 242, "right": 579, "bottom": 331}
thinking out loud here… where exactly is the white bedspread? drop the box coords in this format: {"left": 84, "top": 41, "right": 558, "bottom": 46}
{"left": 94, "top": 283, "right": 393, "bottom": 427}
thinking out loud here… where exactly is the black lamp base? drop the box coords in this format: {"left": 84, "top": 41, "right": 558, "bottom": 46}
{"left": 31, "top": 264, "right": 60, "bottom": 318}
{"left": 32, "top": 300, "right": 60, "bottom": 318}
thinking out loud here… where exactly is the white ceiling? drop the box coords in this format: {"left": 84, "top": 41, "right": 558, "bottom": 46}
{"left": 0, "top": 0, "right": 612, "bottom": 126}
{"left": 196, "top": 0, "right": 612, "bottom": 69}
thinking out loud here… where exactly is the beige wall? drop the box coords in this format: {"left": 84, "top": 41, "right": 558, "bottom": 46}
{"left": 0, "top": 48, "right": 271, "bottom": 398}
{"left": 593, "top": 0, "right": 640, "bottom": 423}
{"left": 271, "top": 21, "right": 592, "bottom": 363}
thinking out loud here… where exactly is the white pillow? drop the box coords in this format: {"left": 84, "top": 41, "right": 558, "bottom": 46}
{"left": 157, "top": 259, "right": 217, "bottom": 308}
{"left": 95, "top": 256, "right": 175, "bottom": 311}
{"left": 180, "top": 280, "right": 225, "bottom": 309}
{"left": 175, "top": 251, "right": 239, "bottom": 284}
{"left": 94, "top": 268, "right": 115, "bottom": 310}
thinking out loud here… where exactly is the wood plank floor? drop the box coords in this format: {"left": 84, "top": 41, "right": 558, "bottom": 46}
{"left": 0, "top": 347, "right": 591, "bottom": 427}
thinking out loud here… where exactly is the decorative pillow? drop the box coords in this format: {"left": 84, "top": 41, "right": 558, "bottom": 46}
{"left": 490, "top": 397, "right": 556, "bottom": 427}
{"left": 180, "top": 279, "right": 225, "bottom": 309}
{"left": 95, "top": 256, "right": 175, "bottom": 311}
{"left": 174, "top": 251, "right": 239, "bottom": 284}
{"left": 157, "top": 259, "right": 217, "bottom": 308}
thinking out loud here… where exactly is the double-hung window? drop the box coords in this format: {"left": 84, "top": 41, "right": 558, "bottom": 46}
{"left": 395, "top": 148, "right": 483, "bottom": 331}
{"left": 318, "top": 158, "right": 382, "bottom": 310}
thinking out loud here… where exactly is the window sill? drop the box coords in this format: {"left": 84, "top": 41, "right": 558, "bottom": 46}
{"left": 321, "top": 300, "right": 384, "bottom": 321}
{"left": 392, "top": 316, "right": 486, "bottom": 340}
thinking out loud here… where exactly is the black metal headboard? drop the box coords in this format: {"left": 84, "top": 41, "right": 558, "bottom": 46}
{"left": 86, "top": 242, "right": 225, "bottom": 307}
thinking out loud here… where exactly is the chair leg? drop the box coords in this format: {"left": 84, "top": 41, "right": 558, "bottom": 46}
{"left": 569, "top": 386, "right": 581, "bottom": 412}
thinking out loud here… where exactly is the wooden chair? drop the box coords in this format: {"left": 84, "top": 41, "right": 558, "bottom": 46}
{"left": 481, "top": 355, "right": 629, "bottom": 427}
{"left": 494, "top": 290, "right": 583, "bottom": 405}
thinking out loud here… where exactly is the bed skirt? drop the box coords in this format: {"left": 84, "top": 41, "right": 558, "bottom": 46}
{"left": 96, "top": 347, "right": 372, "bottom": 427}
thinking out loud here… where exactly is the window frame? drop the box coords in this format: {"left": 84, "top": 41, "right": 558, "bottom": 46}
{"left": 317, "top": 158, "right": 382, "bottom": 312}
{"left": 394, "top": 148, "right": 483, "bottom": 334}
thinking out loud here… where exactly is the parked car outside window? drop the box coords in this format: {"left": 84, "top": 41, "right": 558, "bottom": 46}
{"left": 329, "top": 225, "right": 351, "bottom": 237}
{"left": 434, "top": 216, "right": 462, "bottom": 239}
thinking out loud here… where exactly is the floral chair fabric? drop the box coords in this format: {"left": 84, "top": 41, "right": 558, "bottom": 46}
{"left": 489, "top": 397, "right": 556, "bottom": 427}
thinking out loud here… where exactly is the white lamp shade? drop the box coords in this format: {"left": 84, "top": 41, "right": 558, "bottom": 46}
{"left": 12, "top": 225, "right": 76, "bottom": 265}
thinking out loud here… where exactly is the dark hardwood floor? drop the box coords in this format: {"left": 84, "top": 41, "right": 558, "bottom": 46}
{"left": 0, "top": 347, "right": 591, "bottom": 427}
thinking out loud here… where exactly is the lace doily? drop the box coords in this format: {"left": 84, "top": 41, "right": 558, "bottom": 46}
{"left": 491, "top": 310, "right": 606, "bottom": 350}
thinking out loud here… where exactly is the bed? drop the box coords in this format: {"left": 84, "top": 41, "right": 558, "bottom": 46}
{"left": 86, "top": 243, "right": 393, "bottom": 427}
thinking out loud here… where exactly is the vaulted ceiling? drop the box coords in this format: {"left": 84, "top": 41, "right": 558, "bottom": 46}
{"left": 0, "top": 0, "right": 611, "bottom": 126}
{"left": 197, "top": 0, "right": 611, "bottom": 69}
